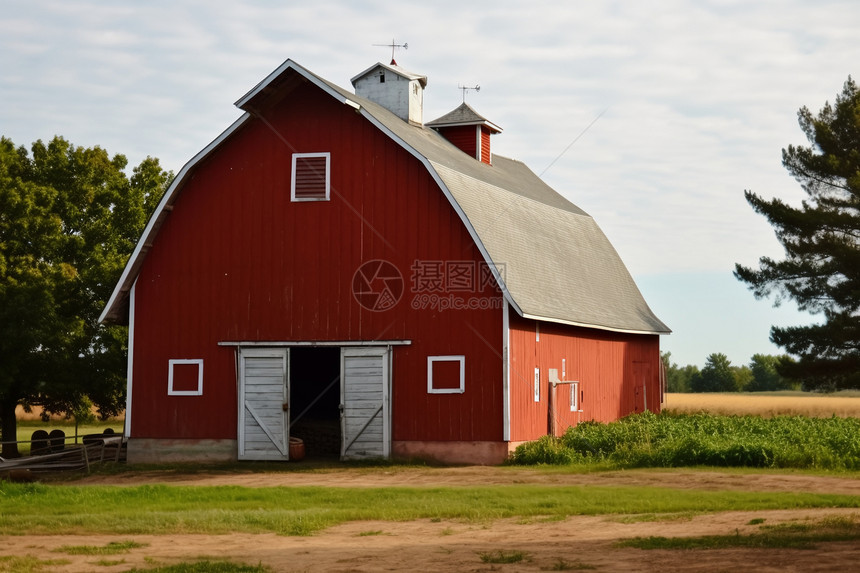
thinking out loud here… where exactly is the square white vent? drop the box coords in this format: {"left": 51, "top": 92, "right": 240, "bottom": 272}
{"left": 291, "top": 152, "right": 330, "bottom": 201}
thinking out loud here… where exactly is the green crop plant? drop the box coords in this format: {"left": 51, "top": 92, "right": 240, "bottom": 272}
{"left": 508, "top": 412, "right": 860, "bottom": 470}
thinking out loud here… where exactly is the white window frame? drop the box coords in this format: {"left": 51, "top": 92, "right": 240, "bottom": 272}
{"left": 168, "top": 359, "right": 204, "bottom": 396}
{"left": 427, "top": 355, "right": 465, "bottom": 394}
{"left": 534, "top": 367, "right": 540, "bottom": 402}
{"left": 570, "top": 381, "right": 581, "bottom": 412}
{"left": 291, "top": 152, "right": 330, "bottom": 202}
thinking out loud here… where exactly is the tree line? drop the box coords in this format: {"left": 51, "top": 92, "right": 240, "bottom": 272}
{"left": 661, "top": 351, "right": 805, "bottom": 393}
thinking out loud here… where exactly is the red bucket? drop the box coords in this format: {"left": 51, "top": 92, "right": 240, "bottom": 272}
{"left": 289, "top": 437, "right": 305, "bottom": 461}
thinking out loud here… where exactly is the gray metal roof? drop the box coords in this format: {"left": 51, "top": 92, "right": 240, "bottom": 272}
{"left": 102, "top": 60, "right": 669, "bottom": 335}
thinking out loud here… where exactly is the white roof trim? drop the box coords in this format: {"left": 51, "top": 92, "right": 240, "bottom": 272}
{"left": 218, "top": 340, "right": 412, "bottom": 347}
{"left": 427, "top": 117, "right": 503, "bottom": 133}
{"left": 99, "top": 112, "right": 251, "bottom": 323}
{"left": 521, "top": 312, "right": 669, "bottom": 336}
{"left": 355, "top": 107, "right": 522, "bottom": 317}
{"left": 236, "top": 59, "right": 359, "bottom": 110}
{"left": 350, "top": 62, "right": 428, "bottom": 87}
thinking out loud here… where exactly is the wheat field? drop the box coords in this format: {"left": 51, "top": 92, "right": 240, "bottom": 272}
{"left": 664, "top": 392, "right": 860, "bottom": 418}
{"left": 13, "top": 394, "right": 860, "bottom": 428}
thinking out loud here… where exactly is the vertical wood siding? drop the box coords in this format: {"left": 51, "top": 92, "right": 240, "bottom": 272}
{"left": 130, "top": 77, "right": 503, "bottom": 442}
{"left": 508, "top": 311, "right": 661, "bottom": 441}
{"left": 480, "top": 127, "right": 492, "bottom": 165}
{"left": 341, "top": 348, "right": 387, "bottom": 459}
{"left": 238, "top": 348, "right": 288, "bottom": 460}
{"left": 437, "top": 125, "right": 478, "bottom": 159}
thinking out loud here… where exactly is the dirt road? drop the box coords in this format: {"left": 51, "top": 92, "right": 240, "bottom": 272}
{"left": 4, "top": 467, "right": 859, "bottom": 572}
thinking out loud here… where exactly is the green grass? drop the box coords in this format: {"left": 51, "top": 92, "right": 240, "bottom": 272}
{"left": 0, "top": 555, "right": 71, "bottom": 573}
{"left": 609, "top": 512, "right": 697, "bottom": 524}
{"left": 616, "top": 515, "right": 860, "bottom": 550}
{"left": 479, "top": 549, "right": 528, "bottom": 563}
{"left": 508, "top": 412, "right": 860, "bottom": 470}
{"left": 541, "top": 558, "right": 597, "bottom": 571}
{"left": 128, "top": 561, "right": 270, "bottom": 572}
{"left": 0, "top": 482, "right": 857, "bottom": 536}
{"left": 94, "top": 559, "right": 127, "bottom": 566}
{"left": 53, "top": 540, "right": 148, "bottom": 555}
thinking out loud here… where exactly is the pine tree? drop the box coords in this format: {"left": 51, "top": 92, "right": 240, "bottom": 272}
{"left": 735, "top": 77, "right": 860, "bottom": 390}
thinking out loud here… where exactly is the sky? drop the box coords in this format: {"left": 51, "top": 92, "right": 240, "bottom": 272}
{"left": 2, "top": 0, "right": 858, "bottom": 368}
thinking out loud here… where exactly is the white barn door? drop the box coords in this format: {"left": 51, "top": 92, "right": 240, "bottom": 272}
{"left": 340, "top": 347, "right": 390, "bottom": 460}
{"left": 238, "top": 347, "right": 290, "bottom": 460}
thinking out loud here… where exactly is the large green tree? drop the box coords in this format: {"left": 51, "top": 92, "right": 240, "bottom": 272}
{"left": 690, "top": 353, "right": 738, "bottom": 392}
{"left": 731, "top": 364, "right": 753, "bottom": 392}
{"left": 735, "top": 77, "right": 860, "bottom": 390}
{"left": 745, "top": 354, "right": 796, "bottom": 392}
{"left": 0, "top": 136, "right": 169, "bottom": 457}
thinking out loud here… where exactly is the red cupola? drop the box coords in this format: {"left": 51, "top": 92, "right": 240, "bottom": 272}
{"left": 426, "top": 102, "right": 502, "bottom": 165}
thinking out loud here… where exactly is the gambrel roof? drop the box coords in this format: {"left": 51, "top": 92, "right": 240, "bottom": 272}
{"left": 101, "top": 59, "right": 669, "bottom": 335}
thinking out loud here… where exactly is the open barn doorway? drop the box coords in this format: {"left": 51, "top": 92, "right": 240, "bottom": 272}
{"left": 288, "top": 347, "right": 342, "bottom": 459}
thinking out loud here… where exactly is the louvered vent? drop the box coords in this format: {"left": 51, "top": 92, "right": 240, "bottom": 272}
{"left": 291, "top": 152, "right": 330, "bottom": 201}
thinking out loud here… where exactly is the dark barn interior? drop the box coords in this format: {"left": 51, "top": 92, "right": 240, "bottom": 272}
{"left": 288, "top": 347, "right": 342, "bottom": 458}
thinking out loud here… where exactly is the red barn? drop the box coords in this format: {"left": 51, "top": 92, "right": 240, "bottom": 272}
{"left": 100, "top": 59, "right": 670, "bottom": 464}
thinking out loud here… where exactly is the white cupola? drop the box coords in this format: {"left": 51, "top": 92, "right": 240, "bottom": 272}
{"left": 351, "top": 62, "right": 428, "bottom": 125}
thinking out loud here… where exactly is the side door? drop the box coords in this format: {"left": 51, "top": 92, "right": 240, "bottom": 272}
{"left": 632, "top": 361, "right": 651, "bottom": 414}
{"left": 340, "top": 347, "right": 390, "bottom": 460}
{"left": 238, "top": 347, "right": 290, "bottom": 460}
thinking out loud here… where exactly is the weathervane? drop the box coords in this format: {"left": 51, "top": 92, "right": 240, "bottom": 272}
{"left": 373, "top": 39, "right": 408, "bottom": 65}
{"left": 458, "top": 84, "right": 480, "bottom": 102}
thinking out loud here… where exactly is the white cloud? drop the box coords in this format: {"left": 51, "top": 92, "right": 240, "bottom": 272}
{"left": 3, "top": 0, "right": 858, "bottom": 364}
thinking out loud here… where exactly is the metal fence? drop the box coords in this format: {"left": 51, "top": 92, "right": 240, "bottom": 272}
{"left": 0, "top": 433, "right": 125, "bottom": 475}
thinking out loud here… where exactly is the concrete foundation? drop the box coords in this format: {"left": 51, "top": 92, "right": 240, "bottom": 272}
{"left": 392, "top": 440, "right": 516, "bottom": 465}
{"left": 127, "top": 437, "right": 527, "bottom": 465}
{"left": 126, "top": 438, "right": 237, "bottom": 464}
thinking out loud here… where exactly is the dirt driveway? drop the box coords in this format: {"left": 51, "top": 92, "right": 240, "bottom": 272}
{"left": 75, "top": 464, "right": 860, "bottom": 494}
{"left": 4, "top": 467, "right": 860, "bottom": 572}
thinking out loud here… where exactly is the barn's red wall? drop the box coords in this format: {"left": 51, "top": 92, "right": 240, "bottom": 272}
{"left": 508, "top": 311, "right": 661, "bottom": 441}
{"left": 437, "top": 125, "right": 478, "bottom": 159}
{"left": 130, "top": 77, "right": 504, "bottom": 442}
{"left": 479, "top": 127, "right": 492, "bottom": 165}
